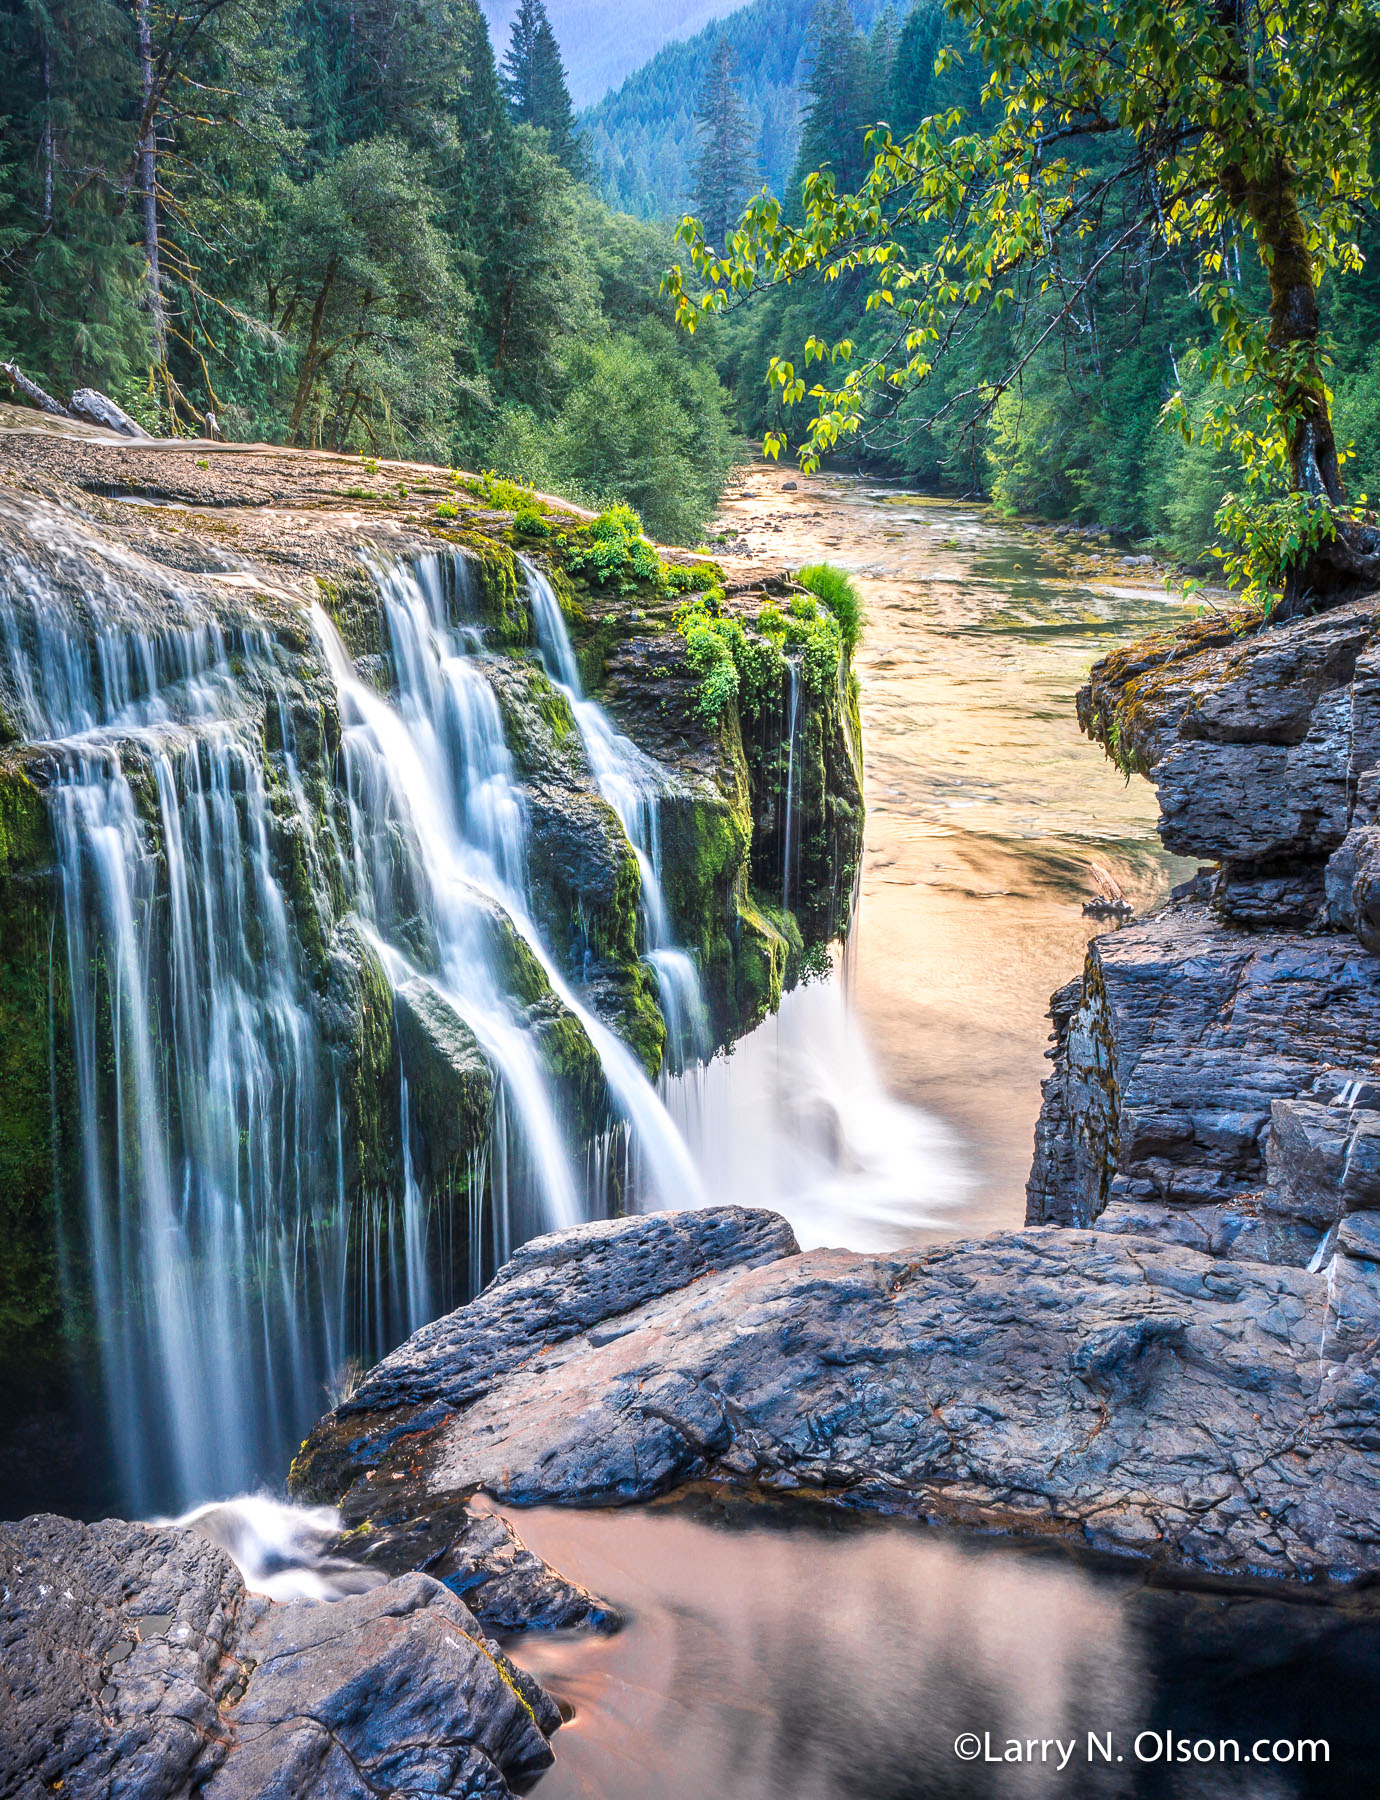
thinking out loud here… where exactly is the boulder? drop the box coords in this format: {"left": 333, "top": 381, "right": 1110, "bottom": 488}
{"left": 293, "top": 1205, "right": 1380, "bottom": 1586}
{"left": 0, "top": 1512, "right": 559, "bottom": 1799}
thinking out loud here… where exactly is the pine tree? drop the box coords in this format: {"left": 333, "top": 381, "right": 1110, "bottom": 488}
{"left": 790, "top": 0, "right": 879, "bottom": 198}
{"left": 890, "top": 0, "right": 942, "bottom": 135}
{"left": 501, "top": 0, "right": 587, "bottom": 177}
{"left": 689, "top": 36, "right": 757, "bottom": 245}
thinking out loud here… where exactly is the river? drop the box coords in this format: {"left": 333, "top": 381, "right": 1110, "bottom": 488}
{"left": 488, "top": 471, "right": 1376, "bottom": 1800}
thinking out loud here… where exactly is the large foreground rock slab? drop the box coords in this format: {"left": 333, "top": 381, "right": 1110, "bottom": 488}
{"left": 294, "top": 1205, "right": 1380, "bottom": 1586}
{"left": 0, "top": 1513, "right": 557, "bottom": 1799}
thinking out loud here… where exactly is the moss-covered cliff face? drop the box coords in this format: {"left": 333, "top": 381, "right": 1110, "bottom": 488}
{"left": 0, "top": 766, "right": 75, "bottom": 1416}
{"left": 0, "top": 426, "right": 864, "bottom": 1503}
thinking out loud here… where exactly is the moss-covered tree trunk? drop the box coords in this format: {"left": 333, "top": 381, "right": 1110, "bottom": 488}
{"left": 1227, "top": 155, "right": 1380, "bottom": 617}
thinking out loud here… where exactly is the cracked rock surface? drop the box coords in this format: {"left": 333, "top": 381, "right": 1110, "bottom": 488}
{"left": 293, "top": 1204, "right": 1380, "bottom": 1586}
{"left": 0, "top": 1512, "right": 558, "bottom": 1799}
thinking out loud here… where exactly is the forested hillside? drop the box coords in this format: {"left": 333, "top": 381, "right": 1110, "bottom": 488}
{"left": 672, "top": 0, "right": 1380, "bottom": 571}
{"left": 481, "top": 0, "right": 745, "bottom": 106}
{"left": 583, "top": 0, "right": 887, "bottom": 219}
{"left": 0, "top": 0, "right": 735, "bottom": 542}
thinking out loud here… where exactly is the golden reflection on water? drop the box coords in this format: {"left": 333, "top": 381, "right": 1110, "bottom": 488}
{"left": 719, "top": 470, "right": 1194, "bottom": 1234}
{"left": 500, "top": 1502, "right": 1146, "bottom": 1800}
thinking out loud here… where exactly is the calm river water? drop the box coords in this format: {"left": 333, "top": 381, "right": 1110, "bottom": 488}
{"left": 500, "top": 471, "right": 1376, "bottom": 1800}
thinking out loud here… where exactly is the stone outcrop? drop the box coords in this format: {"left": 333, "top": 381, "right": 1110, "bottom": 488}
{"left": 0, "top": 1511, "right": 563, "bottom": 1799}
{"left": 293, "top": 1203, "right": 1380, "bottom": 1585}
{"left": 1033, "top": 591, "right": 1380, "bottom": 1272}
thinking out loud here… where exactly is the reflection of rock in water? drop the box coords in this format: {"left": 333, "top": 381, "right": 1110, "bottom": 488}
{"left": 662, "top": 975, "right": 973, "bottom": 1250}
{"left": 503, "top": 1499, "right": 1378, "bottom": 1800}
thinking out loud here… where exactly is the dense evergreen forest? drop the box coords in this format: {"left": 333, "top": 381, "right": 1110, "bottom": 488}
{"left": 0, "top": 0, "right": 735, "bottom": 541}
{"left": 583, "top": 0, "right": 888, "bottom": 219}
{"left": 481, "top": 0, "right": 745, "bottom": 107}
{"left": 4, "top": 0, "right": 1377, "bottom": 571}
{"left": 670, "top": 0, "right": 1380, "bottom": 570}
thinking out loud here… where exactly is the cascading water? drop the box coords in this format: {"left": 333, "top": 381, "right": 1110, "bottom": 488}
{"left": 3, "top": 497, "right": 963, "bottom": 1514}
{"left": 1, "top": 519, "right": 349, "bottom": 1510}
{"left": 525, "top": 563, "right": 709, "bottom": 1069}
{"left": 521, "top": 554, "right": 969, "bottom": 1246}
{"left": 331, "top": 552, "right": 705, "bottom": 1221}
{"left": 0, "top": 517, "right": 703, "bottom": 1510}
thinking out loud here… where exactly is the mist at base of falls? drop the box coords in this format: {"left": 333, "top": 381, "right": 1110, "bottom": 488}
{"left": 666, "top": 974, "right": 973, "bottom": 1253}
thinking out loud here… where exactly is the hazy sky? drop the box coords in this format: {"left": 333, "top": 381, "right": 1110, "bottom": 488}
{"left": 480, "top": 0, "right": 745, "bottom": 107}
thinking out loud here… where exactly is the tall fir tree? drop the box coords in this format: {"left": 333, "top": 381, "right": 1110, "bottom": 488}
{"left": 890, "top": 0, "right": 942, "bottom": 135}
{"left": 689, "top": 36, "right": 757, "bottom": 245}
{"left": 789, "top": 0, "right": 882, "bottom": 198}
{"left": 501, "top": 0, "right": 586, "bottom": 177}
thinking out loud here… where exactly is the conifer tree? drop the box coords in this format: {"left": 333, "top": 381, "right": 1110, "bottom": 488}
{"left": 501, "top": 0, "right": 587, "bottom": 177}
{"left": 689, "top": 36, "right": 757, "bottom": 246}
{"left": 889, "top": 0, "right": 941, "bottom": 136}
{"left": 789, "top": 0, "right": 879, "bottom": 198}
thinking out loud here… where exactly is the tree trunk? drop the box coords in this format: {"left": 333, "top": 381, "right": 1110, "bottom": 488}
{"left": 1240, "top": 158, "right": 1342, "bottom": 504}
{"left": 136, "top": 0, "right": 166, "bottom": 364}
{"left": 1228, "top": 156, "right": 1380, "bottom": 619}
{"left": 0, "top": 361, "right": 69, "bottom": 417}
{"left": 287, "top": 260, "right": 338, "bottom": 443}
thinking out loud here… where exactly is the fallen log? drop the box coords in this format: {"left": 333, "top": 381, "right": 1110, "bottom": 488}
{"left": 67, "top": 387, "right": 152, "bottom": 439}
{"left": 0, "top": 360, "right": 69, "bottom": 418}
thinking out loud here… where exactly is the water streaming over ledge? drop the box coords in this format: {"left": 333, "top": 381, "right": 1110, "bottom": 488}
{"left": 0, "top": 508, "right": 968, "bottom": 1509}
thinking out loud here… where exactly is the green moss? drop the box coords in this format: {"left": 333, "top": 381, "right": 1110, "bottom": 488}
{"left": 427, "top": 530, "right": 530, "bottom": 648}
{"left": 733, "top": 893, "right": 793, "bottom": 1031}
{"left": 0, "top": 764, "right": 74, "bottom": 1398}
{"left": 316, "top": 571, "right": 387, "bottom": 661}
{"left": 350, "top": 931, "right": 401, "bottom": 1194}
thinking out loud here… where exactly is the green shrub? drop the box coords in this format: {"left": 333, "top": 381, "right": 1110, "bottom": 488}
{"left": 434, "top": 500, "right": 459, "bottom": 519}
{"left": 513, "top": 504, "right": 550, "bottom": 536}
{"left": 795, "top": 563, "right": 864, "bottom": 655}
{"left": 564, "top": 504, "right": 663, "bottom": 587}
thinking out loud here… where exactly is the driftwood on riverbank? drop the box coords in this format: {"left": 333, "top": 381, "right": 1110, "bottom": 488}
{"left": 1, "top": 360, "right": 151, "bottom": 438}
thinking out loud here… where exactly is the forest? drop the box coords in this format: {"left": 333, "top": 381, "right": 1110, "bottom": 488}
{"left": 666, "top": 0, "right": 1380, "bottom": 573}
{"left": 5, "top": 0, "right": 1380, "bottom": 573}
{"left": 0, "top": 0, "right": 736, "bottom": 542}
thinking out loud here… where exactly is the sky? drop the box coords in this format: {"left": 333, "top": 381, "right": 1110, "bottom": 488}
{"left": 480, "top": 0, "right": 746, "bottom": 107}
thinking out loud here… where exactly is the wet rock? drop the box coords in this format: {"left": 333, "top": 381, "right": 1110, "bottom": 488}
{"left": 294, "top": 1206, "right": 1380, "bottom": 1585}
{"left": 291, "top": 1206, "right": 800, "bottom": 1505}
{"left": 393, "top": 977, "right": 494, "bottom": 1180}
{"left": 344, "top": 1500, "right": 620, "bottom": 1633}
{"left": 1027, "top": 900, "right": 1380, "bottom": 1229}
{"left": 0, "top": 1512, "right": 559, "bottom": 1799}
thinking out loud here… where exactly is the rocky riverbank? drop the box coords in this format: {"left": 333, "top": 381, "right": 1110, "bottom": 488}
{"left": 0, "top": 1507, "right": 596, "bottom": 1798}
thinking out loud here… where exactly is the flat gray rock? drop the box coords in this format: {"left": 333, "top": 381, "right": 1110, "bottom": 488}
{"left": 295, "top": 1207, "right": 1380, "bottom": 1586}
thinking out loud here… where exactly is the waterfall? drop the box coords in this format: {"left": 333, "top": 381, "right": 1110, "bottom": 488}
{"left": 1, "top": 505, "right": 944, "bottom": 1512}
{"left": 524, "top": 563, "right": 710, "bottom": 1069}
{"left": 1, "top": 523, "right": 345, "bottom": 1509}
{"left": 0, "top": 517, "right": 703, "bottom": 1510}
